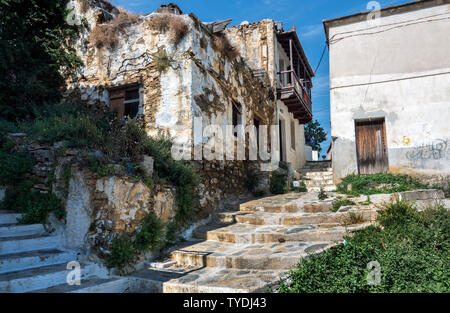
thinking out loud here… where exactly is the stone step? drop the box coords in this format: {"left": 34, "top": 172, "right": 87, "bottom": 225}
{"left": 216, "top": 211, "right": 248, "bottom": 224}
{"left": 308, "top": 185, "right": 337, "bottom": 192}
{"left": 31, "top": 277, "right": 130, "bottom": 293}
{"left": 0, "top": 223, "right": 46, "bottom": 238}
{"left": 170, "top": 241, "right": 334, "bottom": 270}
{"left": 235, "top": 209, "right": 376, "bottom": 226}
{"left": 198, "top": 223, "right": 371, "bottom": 244}
{"left": 128, "top": 266, "right": 285, "bottom": 293}
{"left": 0, "top": 262, "right": 100, "bottom": 293}
{"left": 240, "top": 199, "right": 334, "bottom": 214}
{"left": 304, "top": 179, "right": 334, "bottom": 187}
{"left": 0, "top": 213, "right": 21, "bottom": 226}
{"left": 300, "top": 167, "right": 333, "bottom": 173}
{"left": 0, "top": 249, "right": 75, "bottom": 274}
{"left": 303, "top": 172, "right": 334, "bottom": 180}
{"left": 0, "top": 234, "right": 62, "bottom": 255}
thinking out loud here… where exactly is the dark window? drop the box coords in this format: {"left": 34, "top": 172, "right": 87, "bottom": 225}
{"left": 232, "top": 101, "right": 242, "bottom": 136}
{"left": 254, "top": 118, "right": 260, "bottom": 148}
{"left": 109, "top": 86, "right": 140, "bottom": 120}
{"left": 291, "top": 120, "right": 296, "bottom": 150}
{"left": 124, "top": 88, "right": 140, "bottom": 119}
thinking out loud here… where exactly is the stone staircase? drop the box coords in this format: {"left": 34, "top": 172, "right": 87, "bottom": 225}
{"left": 300, "top": 161, "right": 336, "bottom": 192}
{"left": 126, "top": 192, "right": 377, "bottom": 293}
{"left": 0, "top": 210, "right": 128, "bottom": 293}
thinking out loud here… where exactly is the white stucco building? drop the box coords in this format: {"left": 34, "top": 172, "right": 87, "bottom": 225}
{"left": 324, "top": 0, "right": 450, "bottom": 186}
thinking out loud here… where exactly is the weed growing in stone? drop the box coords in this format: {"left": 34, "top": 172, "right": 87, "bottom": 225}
{"left": 337, "top": 173, "right": 428, "bottom": 196}
{"left": 331, "top": 197, "right": 356, "bottom": 212}
{"left": 270, "top": 171, "right": 288, "bottom": 195}
{"left": 318, "top": 188, "right": 328, "bottom": 200}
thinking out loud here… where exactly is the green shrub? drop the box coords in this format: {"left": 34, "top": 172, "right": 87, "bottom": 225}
{"left": 278, "top": 202, "right": 450, "bottom": 293}
{"left": 0, "top": 151, "right": 34, "bottom": 186}
{"left": 106, "top": 235, "right": 137, "bottom": 272}
{"left": 337, "top": 173, "right": 428, "bottom": 196}
{"left": 244, "top": 166, "right": 260, "bottom": 193}
{"left": 376, "top": 199, "right": 419, "bottom": 228}
{"left": 18, "top": 191, "right": 65, "bottom": 225}
{"left": 134, "top": 211, "right": 164, "bottom": 252}
{"left": 293, "top": 181, "right": 307, "bottom": 193}
{"left": 270, "top": 171, "right": 288, "bottom": 195}
{"left": 331, "top": 197, "right": 356, "bottom": 212}
{"left": 143, "top": 135, "right": 198, "bottom": 224}
{"left": 318, "top": 188, "right": 328, "bottom": 200}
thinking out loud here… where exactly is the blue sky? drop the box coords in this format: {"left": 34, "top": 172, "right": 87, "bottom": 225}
{"left": 111, "top": 0, "right": 410, "bottom": 155}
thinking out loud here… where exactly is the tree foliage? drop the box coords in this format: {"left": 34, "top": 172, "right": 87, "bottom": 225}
{"left": 0, "top": 0, "right": 82, "bottom": 120}
{"left": 304, "top": 120, "right": 327, "bottom": 153}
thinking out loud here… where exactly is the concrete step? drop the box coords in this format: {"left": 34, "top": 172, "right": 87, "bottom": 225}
{"left": 31, "top": 277, "right": 130, "bottom": 293}
{"left": 128, "top": 266, "right": 285, "bottom": 293}
{"left": 215, "top": 211, "right": 248, "bottom": 224}
{"left": 0, "top": 213, "right": 21, "bottom": 226}
{"left": 0, "top": 249, "right": 75, "bottom": 274}
{"left": 304, "top": 173, "right": 334, "bottom": 180}
{"left": 300, "top": 168, "right": 333, "bottom": 173}
{"left": 170, "top": 240, "right": 334, "bottom": 270}
{"left": 199, "top": 223, "right": 371, "bottom": 244}
{"left": 240, "top": 199, "right": 334, "bottom": 214}
{"left": 235, "top": 209, "right": 376, "bottom": 226}
{"left": 0, "top": 234, "right": 62, "bottom": 255}
{"left": 304, "top": 179, "right": 334, "bottom": 187}
{"left": 0, "top": 262, "right": 100, "bottom": 293}
{"left": 308, "top": 185, "right": 337, "bottom": 192}
{"left": 0, "top": 223, "right": 46, "bottom": 238}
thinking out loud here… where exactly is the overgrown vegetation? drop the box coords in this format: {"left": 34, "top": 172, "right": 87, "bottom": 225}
{"left": 245, "top": 166, "right": 260, "bottom": 194}
{"left": 211, "top": 33, "right": 239, "bottom": 61}
{"left": 331, "top": 197, "right": 356, "bottom": 212}
{"left": 89, "top": 9, "right": 140, "bottom": 49}
{"left": 153, "top": 49, "right": 172, "bottom": 72}
{"left": 107, "top": 212, "right": 183, "bottom": 272}
{"left": 342, "top": 212, "right": 365, "bottom": 226}
{"left": 293, "top": 181, "right": 307, "bottom": 193}
{"left": 147, "top": 13, "right": 189, "bottom": 46}
{"left": 270, "top": 171, "right": 288, "bottom": 195}
{"left": 0, "top": 0, "right": 83, "bottom": 120}
{"left": 279, "top": 200, "right": 450, "bottom": 293}
{"left": 337, "top": 173, "right": 429, "bottom": 196}
{"left": 18, "top": 192, "right": 66, "bottom": 225}
{"left": 318, "top": 187, "right": 328, "bottom": 200}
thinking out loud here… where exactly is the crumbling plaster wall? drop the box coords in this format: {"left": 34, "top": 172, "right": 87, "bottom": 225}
{"left": 65, "top": 2, "right": 276, "bottom": 217}
{"left": 328, "top": 4, "right": 450, "bottom": 186}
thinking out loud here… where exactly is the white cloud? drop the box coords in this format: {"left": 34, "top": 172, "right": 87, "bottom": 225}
{"left": 298, "top": 24, "right": 323, "bottom": 39}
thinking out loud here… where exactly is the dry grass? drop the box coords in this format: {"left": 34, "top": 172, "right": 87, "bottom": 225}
{"left": 211, "top": 33, "right": 239, "bottom": 61}
{"left": 89, "top": 9, "right": 140, "bottom": 49}
{"left": 147, "top": 13, "right": 190, "bottom": 46}
{"left": 342, "top": 212, "right": 365, "bottom": 226}
{"left": 153, "top": 49, "right": 171, "bottom": 72}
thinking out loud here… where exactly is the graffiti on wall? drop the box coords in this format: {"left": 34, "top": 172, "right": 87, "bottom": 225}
{"left": 406, "top": 139, "right": 449, "bottom": 161}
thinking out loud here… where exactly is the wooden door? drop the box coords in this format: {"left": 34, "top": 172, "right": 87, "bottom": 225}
{"left": 355, "top": 119, "right": 388, "bottom": 175}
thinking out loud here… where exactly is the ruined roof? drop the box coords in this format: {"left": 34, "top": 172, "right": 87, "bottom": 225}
{"left": 156, "top": 3, "right": 183, "bottom": 15}
{"left": 277, "top": 30, "right": 315, "bottom": 77}
{"left": 323, "top": 0, "right": 450, "bottom": 40}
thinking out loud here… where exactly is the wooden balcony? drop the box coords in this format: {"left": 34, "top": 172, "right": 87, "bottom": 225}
{"left": 277, "top": 69, "right": 312, "bottom": 124}
{"left": 276, "top": 30, "right": 314, "bottom": 125}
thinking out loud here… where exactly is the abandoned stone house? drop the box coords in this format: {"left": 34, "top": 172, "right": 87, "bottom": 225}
{"left": 324, "top": 0, "right": 450, "bottom": 186}
{"left": 66, "top": 0, "right": 314, "bottom": 175}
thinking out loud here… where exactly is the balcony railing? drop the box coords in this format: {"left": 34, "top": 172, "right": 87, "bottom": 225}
{"left": 277, "top": 69, "right": 312, "bottom": 122}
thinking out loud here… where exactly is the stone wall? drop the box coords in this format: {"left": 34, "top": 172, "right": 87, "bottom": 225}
{"left": 6, "top": 136, "right": 176, "bottom": 263}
